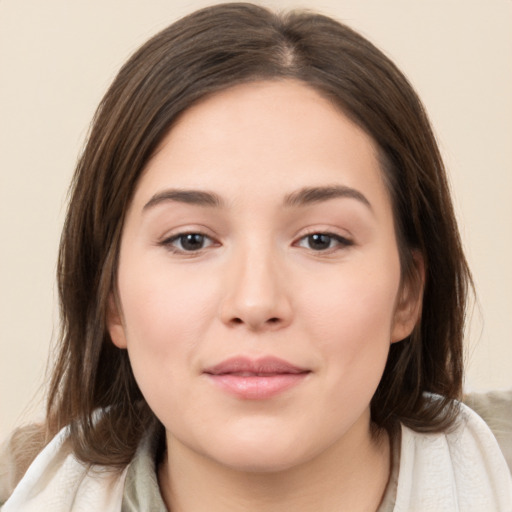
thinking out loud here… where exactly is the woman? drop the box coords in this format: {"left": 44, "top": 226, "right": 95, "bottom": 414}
{"left": 1, "top": 3, "right": 511, "bottom": 511}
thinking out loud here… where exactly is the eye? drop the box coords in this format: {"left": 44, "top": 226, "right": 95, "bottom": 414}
{"left": 297, "top": 233, "right": 353, "bottom": 251}
{"left": 162, "top": 232, "right": 215, "bottom": 253}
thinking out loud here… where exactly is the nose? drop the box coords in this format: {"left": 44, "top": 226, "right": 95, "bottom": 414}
{"left": 219, "top": 244, "right": 293, "bottom": 331}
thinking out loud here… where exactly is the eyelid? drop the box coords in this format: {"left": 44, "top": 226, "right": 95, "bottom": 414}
{"left": 292, "top": 228, "right": 355, "bottom": 252}
{"left": 158, "top": 227, "right": 220, "bottom": 255}
{"left": 294, "top": 225, "right": 354, "bottom": 241}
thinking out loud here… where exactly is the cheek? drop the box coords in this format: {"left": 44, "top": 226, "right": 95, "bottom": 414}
{"left": 300, "top": 258, "right": 400, "bottom": 396}
{"left": 116, "top": 257, "right": 220, "bottom": 408}
{"left": 302, "top": 261, "right": 400, "bottom": 345}
{"left": 119, "top": 257, "right": 217, "bottom": 350}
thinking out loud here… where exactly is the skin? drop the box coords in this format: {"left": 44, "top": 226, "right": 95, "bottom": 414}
{"left": 108, "top": 80, "right": 423, "bottom": 511}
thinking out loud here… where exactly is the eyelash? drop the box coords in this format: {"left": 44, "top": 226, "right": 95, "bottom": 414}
{"left": 295, "top": 232, "right": 354, "bottom": 252}
{"left": 159, "top": 231, "right": 353, "bottom": 255}
{"left": 160, "top": 232, "right": 216, "bottom": 254}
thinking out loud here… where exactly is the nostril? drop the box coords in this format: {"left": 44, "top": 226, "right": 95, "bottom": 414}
{"left": 229, "top": 316, "right": 281, "bottom": 327}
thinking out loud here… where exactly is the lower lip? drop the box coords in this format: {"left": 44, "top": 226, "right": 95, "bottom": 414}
{"left": 206, "top": 373, "right": 309, "bottom": 400}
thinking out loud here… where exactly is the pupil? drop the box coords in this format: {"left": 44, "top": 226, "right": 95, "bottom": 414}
{"left": 181, "top": 234, "right": 204, "bottom": 250}
{"left": 309, "top": 234, "right": 331, "bottom": 250}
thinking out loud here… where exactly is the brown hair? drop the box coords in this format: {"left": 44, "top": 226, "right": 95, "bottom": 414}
{"left": 43, "top": 2, "right": 471, "bottom": 467}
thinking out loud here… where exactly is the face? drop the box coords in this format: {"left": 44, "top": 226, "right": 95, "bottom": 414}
{"left": 108, "top": 80, "right": 420, "bottom": 473}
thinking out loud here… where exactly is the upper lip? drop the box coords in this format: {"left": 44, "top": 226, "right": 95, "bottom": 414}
{"left": 204, "top": 356, "right": 310, "bottom": 376}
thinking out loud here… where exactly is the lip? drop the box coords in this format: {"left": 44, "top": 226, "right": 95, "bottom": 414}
{"left": 203, "top": 356, "right": 310, "bottom": 400}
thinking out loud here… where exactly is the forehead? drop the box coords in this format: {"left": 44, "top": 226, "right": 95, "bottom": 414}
{"left": 133, "top": 80, "right": 389, "bottom": 213}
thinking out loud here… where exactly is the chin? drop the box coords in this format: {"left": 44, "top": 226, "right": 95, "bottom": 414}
{"left": 214, "top": 447, "right": 307, "bottom": 474}
{"left": 198, "top": 428, "right": 316, "bottom": 474}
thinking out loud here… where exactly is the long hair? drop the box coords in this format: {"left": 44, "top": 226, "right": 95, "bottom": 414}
{"left": 43, "top": 2, "right": 471, "bottom": 467}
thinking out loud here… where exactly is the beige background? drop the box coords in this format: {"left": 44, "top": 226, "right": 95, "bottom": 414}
{"left": 1, "top": 0, "right": 511, "bottom": 439}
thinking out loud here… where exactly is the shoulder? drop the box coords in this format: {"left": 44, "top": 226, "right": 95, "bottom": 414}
{"left": 0, "top": 424, "right": 47, "bottom": 507}
{"left": 463, "top": 388, "right": 512, "bottom": 472}
{"left": 395, "top": 401, "right": 512, "bottom": 511}
{"left": 1, "top": 426, "right": 127, "bottom": 512}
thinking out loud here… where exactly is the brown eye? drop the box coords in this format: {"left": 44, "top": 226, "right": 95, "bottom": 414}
{"left": 163, "top": 233, "right": 214, "bottom": 252}
{"left": 307, "top": 234, "right": 332, "bottom": 250}
{"left": 297, "top": 233, "right": 353, "bottom": 251}
{"left": 179, "top": 234, "right": 206, "bottom": 251}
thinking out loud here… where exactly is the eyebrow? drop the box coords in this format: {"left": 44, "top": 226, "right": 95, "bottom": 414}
{"left": 143, "top": 189, "right": 224, "bottom": 211}
{"left": 142, "top": 185, "right": 372, "bottom": 212}
{"left": 283, "top": 185, "right": 372, "bottom": 211}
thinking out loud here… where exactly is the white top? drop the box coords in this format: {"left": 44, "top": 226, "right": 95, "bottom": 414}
{"left": 1, "top": 403, "right": 511, "bottom": 511}
{"left": 395, "top": 405, "right": 512, "bottom": 511}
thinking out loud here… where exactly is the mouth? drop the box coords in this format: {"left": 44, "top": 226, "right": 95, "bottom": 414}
{"left": 203, "top": 356, "right": 311, "bottom": 400}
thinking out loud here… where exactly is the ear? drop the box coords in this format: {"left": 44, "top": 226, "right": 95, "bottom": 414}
{"left": 391, "top": 251, "right": 425, "bottom": 343}
{"left": 106, "top": 292, "right": 128, "bottom": 349}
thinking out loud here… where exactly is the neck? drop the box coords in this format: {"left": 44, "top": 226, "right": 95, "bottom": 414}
{"left": 158, "top": 418, "right": 391, "bottom": 512}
